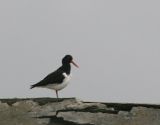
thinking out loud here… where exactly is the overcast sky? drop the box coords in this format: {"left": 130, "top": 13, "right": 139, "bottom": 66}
{"left": 0, "top": 0, "right": 160, "bottom": 103}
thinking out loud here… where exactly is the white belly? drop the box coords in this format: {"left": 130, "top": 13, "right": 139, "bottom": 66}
{"left": 43, "top": 73, "right": 71, "bottom": 91}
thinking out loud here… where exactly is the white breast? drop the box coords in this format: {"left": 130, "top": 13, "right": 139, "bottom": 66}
{"left": 44, "top": 73, "right": 71, "bottom": 91}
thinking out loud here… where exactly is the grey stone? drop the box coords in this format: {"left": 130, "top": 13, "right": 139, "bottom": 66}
{"left": 0, "top": 101, "right": 9, "bottom": 111}
{"left": 0, "top": 98, "right": 160, "bottom": 125}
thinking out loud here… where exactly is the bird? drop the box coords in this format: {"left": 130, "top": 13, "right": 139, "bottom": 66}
{"left": 30, "top": 55, "right": 79, "bottom": 99}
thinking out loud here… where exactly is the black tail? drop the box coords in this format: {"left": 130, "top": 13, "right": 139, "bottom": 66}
{"left": 30, "top": 81, "right": 42, "bottom": 89}
{"left": 30, "top": 85, "right": 35, "bottom": 89}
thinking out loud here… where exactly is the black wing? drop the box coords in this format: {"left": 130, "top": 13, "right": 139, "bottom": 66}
{"left": 31, "top": 69, "right": 64, "bottom": 88}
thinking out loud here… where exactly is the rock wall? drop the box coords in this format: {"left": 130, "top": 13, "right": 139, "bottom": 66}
{"left": 0, "top": 98, "right": 160, "bottom": 125}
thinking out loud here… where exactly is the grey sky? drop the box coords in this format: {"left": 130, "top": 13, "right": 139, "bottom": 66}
{"left": 0, "top": 0, "right": 160, "bottom": 103}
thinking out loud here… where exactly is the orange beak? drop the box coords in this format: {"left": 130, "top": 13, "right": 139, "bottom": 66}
{"left": 71, "top": 60, "right": 79, "bottom": 68}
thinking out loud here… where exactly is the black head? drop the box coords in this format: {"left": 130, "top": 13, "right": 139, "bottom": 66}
{"left": 62, "top": 55, "right": 79, "bottom": 68}
{"left": 62, "top": 55, "right": 73, "bottom": 64}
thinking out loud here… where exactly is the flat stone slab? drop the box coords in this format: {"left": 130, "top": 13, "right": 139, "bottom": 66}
{"left": 0, "top": 98, "right": 160, "bottom": 125}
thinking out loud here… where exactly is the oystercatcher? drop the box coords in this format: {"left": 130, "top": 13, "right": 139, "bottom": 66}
{"left": 30, "top": 55, "right": 79, "bottom": 99}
